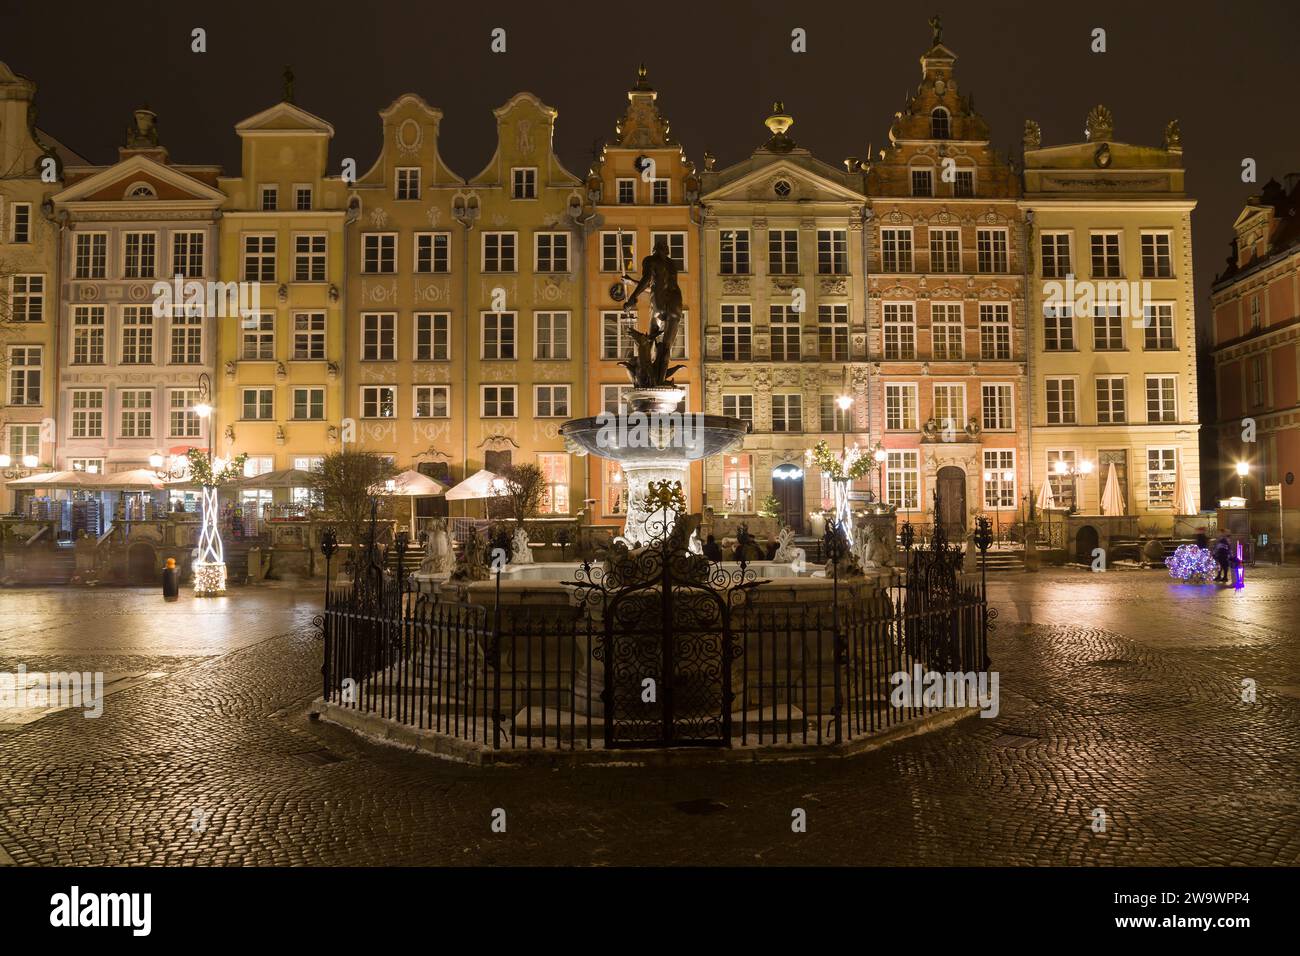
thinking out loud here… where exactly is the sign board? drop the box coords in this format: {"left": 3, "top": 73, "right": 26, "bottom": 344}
{"left": 1264, "top": 484, "right": 1281, "bottom": 501}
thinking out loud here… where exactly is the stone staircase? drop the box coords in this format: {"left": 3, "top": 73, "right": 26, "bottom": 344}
{"left": 977, "top": 549, "right": 1025, "bottom": 573}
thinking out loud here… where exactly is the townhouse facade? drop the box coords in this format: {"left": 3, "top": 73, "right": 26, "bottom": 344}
{"left": 1022, "top": 106, "right": 1200, "bottom": 524}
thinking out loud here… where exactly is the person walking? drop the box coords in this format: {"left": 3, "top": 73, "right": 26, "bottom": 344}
{"left": 1213, "top": 536, "right": 1231, "bottom": 583}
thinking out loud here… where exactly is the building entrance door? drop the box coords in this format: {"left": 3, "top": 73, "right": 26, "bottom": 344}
{"left": 772, "top": 465, "right": 804, "bottom": 533}
{"left": 936, "top": 466, "right": 967, "bottom": 537}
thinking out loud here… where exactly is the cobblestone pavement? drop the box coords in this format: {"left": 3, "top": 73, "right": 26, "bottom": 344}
{"left": 0, "top": 569, "right": 1297, "bottom": 866}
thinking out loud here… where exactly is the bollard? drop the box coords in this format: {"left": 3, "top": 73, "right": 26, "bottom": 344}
{"left": 162, "top": 557, "right": 180, "bottom": 601}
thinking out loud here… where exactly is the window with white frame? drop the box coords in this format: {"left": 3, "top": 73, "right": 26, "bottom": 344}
{"left": 481, "top": 312, "right": 516, "bottom": 359}
{"left": 170, "top": 313, "right": 202, "bottom": 364}
{"left": 70, "top": 390, "right": 104, "bottom": 438}
{"left": 771, "top": 393, "right": 802, "bottom": 432}
{"left": 293, "top": 312, "right": 325, "bottom": 360}
{"left": 722, "top": 454, "right": 754, "bottom": 512}
{"left": 7, "top": 345, "right": 41, "bottom": 405}
{"left": 414, "top": 232, "right": 450, "bottom": 273}
{"left": 241, "top": 313, "right": 275, "bottom": 360}
{"left": 9, "top": 202, "right": 31, "bottom": 243}
{"left": 1090, "top": 232, "right": 1122, "bottom": 278}
{"left": 511, "top": 167, "right": 537, "bottom": 200}
{"left": 979, "top": 303, "right": 1011, "bottom": 359}
{"left": 817, "top": 229, "right": 848, "bottom": 274}
{"left": 602, "top": 384, "right": 632, "bottom": 414}
{"left": 123, "top": 232, "right": 157, "bottom": 279}
{"left": 933, "top": 383, "right": 965, "bottom": 433}
{"left": 883, "top": 303, "right": 916, "bottom": 360}
{"left": 413, "top": 385, "right": 449, "bottom": 418}
{"left": 9, "top": 275, "right": 44, "bottom": 323}
{"left": 1143, "top": 303, "right": 1175, "bottom": 350}
{"left": 1040, "top": 233, "right": 1072, "bottom": 278}
{"left": 242, "top": 235, "right": 276, "bottom": 282}
{"left": 1146, "top": 448, "right": 1177, "bottom": 508}
{"left": 68, "top": 458, "right": 103, "bottom": 474}
{"left": 616, "top": 179, "right": 635, "bottom": 204}
{"left": 294, "top": 185, "right": 313, "bottom": 211}
{"left": 819, "top": 395, "right": 851, "bottom": 432}
{"left": 603, "top": 459, "right": 628, "bottom": 515}
{"left": 911, "top": 168, "right": 933, "bottom": 197}
{"left": 7, "top": 423, "right": 40, "bottom": 460}
{"left": 650, "top": 231, "right": 687, "bottom": 270}
{"left": 929, "top": 228, "right": 960, "bottom": 273}
{"left": 292, "top": 387, "right": 325, "bottom": 420}
{"left": 538, "top": 453, "right": 569, "bottom": 514}
{"left": 363, "top": 234, "right": 397, "bottom": 274}
{"left": 1046, "top": 449, "right": 1076, "bottom": 510}
{"left": 119, "top": 389, "right": 153, "bottom": 438}
{"left": 535, "top": 384, "right": 570, "bottom": 418}
{"left": 114, "top": 306, "right": 151, "bottom": 365}
{"left": 769, "top": 305, "right": 801, "bottom": 360}
{"left": 721, "top": 304, "right": 752, "bottom": 361}
{"left": 1045, "top": 377, "right": 1077, "bottom": 425}
{"left": 718, "top": 392, "right": 752, "bottom": 428}
{"left": 242, "top": 387, "right": 274, "bottom": 420}
{"left": 72, "top": 306, "right": 105, "bottom": 364}
{"left": 172, "top": 231, "right": 205, "bottom": 278}
{"left": 1145, "top": 375, "right": 1177, "bottom": 423}
{"left": 259, "top": 185, "right": 278, "bottom": 211}
{"left": 360, "top": 385, "right": 396, "bottom": 419}
{"left": 483, "top": 232, "right": 517, "bottom": 272}
{"left": 1250, "top": 354, "right": 1266, "bottom": 407}
{"left": 534, "top": 232, "right": 570, "bottom": 272}
{"left": 1250, "top": 294, "right": 1261, "bottom": 330}
{"left": 601, "top": 232, "right": 634, "bottom": 272}
{"left": 362, "top": 313, "right": 396, "bottom": 361}
{"left": 294, "top": 234, "right": 326, "bottom": 281}
{"left": 602, "top": 311, "right": 634, "bottom": 360}
{"left": 818, "top": 304, "right": 849, "bottom": 360}
{"left": 976, "top": 228, "right": 1008, "bottom": 273}
{"left": 1140, "top": 232, "right": 1173, "bottom": 278}
{"left": 1043, "top": 301, "right": 1075, "bottom": 351}
{"left": 886, "top": 451, "right": 920, "bottom": 509}
{"left": 395, "top": 167, "right": 421, "bottom": 200}
{"left": 481, "top": 385, "right": 516, "bottom": 417}
{"left": 768, "top": 229, "right": 799, "bottom": 274}
{"left": 534, "top": 311, "right": 569, "bottom": 359}
{"left": 74, "top": 233, "right": 107, "bottom": 279}
{"left": 1095, "top": 376, "right": 1126, "bottom": 424}
{"left": 881, "top": 228, "right": 913, "bottom": 272}
{"left": 671, "top": 311, "right": 688, "bottom": 360}
{"left": 1093, "top": 303, "right": 1124, "bottom": 350}
{"left": 651, "top": 179, "right": 670, "bottom": 205}
{"left": 720, "top": 229, "right": 750, "bottom": 274}
{"left": 983, "top": 449, "right": 1016, "bottom": 508}
{"left": 885, "top": 383, "right": 919, "bottom": 431}
{"left": 244, "top": 456, "right": 275, "bottom": 477}
{"left": 981, "top": 383, "right": 1013, "bottom": 430}
{"left": 931, "top": 303, "right": 963, "bottom": 359}
{"left": 415, "top": 312, "right": 450, "bottom": 361}
{"left": 169, "top": 389, "right": 201, "bottom": 438}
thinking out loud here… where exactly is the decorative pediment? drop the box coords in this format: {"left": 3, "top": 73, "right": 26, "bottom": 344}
{"left": 702, "top": 158, "right": 865, "bottom": 205}
{"left": 52, "top": 153, "right": 225, "bottom": 205}
{"left": 235, "top": 101, "right": 335, "bottom": 136}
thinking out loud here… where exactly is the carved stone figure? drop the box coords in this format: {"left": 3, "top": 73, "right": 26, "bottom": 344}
{"left": 772, "top": 526, "right": 806, "bottom": 566}
{"left": 1163, "top": 119, "right": 1182, "bottom": 150}
{"left": 1085, "top": 104, "right": 1114, "bottom": 143}
{"left": 451, "top": 529, "right": 489, "bottom": 582}
{"left": 510, "top": 525, "right": 533, "bottom": 565}
{"left": 1023, "top": 119, "right": 1041, "bottom": 151}
{"left": 419, "top": 519, "right": 455, "bottom": 575}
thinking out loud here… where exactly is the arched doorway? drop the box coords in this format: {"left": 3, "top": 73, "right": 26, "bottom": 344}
{"left": 936, "top": 466, "right": 966, "bottom": 537}
{"left": 1075, "top": 525, "right": 1100, "bottom": 565}
{"left": 127, "top": 543, "right": 156, "bottom": 585}
{"left": 771, "top": 464, "right": 804, "bottom": 533}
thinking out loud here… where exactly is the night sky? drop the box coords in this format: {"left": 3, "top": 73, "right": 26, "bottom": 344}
{"left": 4, "top": 0, "right": 1298, "bottom": 324}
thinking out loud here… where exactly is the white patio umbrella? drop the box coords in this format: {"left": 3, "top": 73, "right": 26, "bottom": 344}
{"left": 88, "top": 468, "right": 166, "bottom": 491}
{"left": 5, "top": 470, "right": 91, "bottom": 490}
{"left": 230, "top": 468, "right": 317, "bottom": 490}
{"left": 376, "top": 469, "right": 448, "bottom": 536}
{"left": 1100, "top": 462, "right": 1126, "bottom": 516}
{"left": 444, "top": 469, "right": 503, "bottom": 502}
{"left": 1172, "top": 459, "right": 1197, "bottom": 515}
{"left": 1035, "top": 476, "right": 1056, "bottom": 513}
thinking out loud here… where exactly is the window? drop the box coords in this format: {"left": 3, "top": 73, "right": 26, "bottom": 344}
{"left": 121, "top": 306, "right": 155, "bottom": 364}
{"left": 722, "top": 394, "right": 753, "bottom": 427}
{"left": 1145, "top": 375, "right": 1177, "bottom": 423}
{"left": 983, "top": 450, "right": 1016, "bottom": 509}
{"left": 292, "top": 387, "right": 325, "bottom": 420}
{"left": 169, "top": 389, "right": 201, "bottom": 437}
{"left": 818, "top": 304, "right": 849, "bottom": 360}
{"left": 819, "top": 395, "right": 851, "bottom": 432}
{"left": 885, "top": 383, "right": 919, "bottom": 431}
{"left": 413, "top": 385, "right": 449, "bottom": 418}
{"left": 481, "top": 385, "right": 517, "bottom": 418}
{"left": 362, "top": 313, "right": 396, "bottom": 361}
{"left": 651, "top": 179, "right": 670, "bottom": 205}
{"left": 911, "top": 168, "right": 933, "bottom": 197}
{"left": 976, "top": 228, "right": 1008, "bottom": 273}
{"left": 534, "top": 232, "right": 570, "bottom": 272}
{"left": 771, "top": 394, "right": 802, "bottom": 432}
{"left": 170, "top": 313, "right": 202, "bottom": 364}
{"left": 929, "top": 228, "right": 960, "bottom": 273}
{"left": 9, "top": 202, "right": 31, "bottom": 243}
{"left": 773, "top": 180, "right": 791, "bottom": 198}
{"left": 172, "top": 232, "right": 205, "bottom": 278}
{"left": 1046, "top": 450, "right": 1076, "bottom": 511}
{"left": 603, "top": 459, "right": 628, "bottom": 515}
{"left": 881, "top": 228, "right": 913, "bottom": 272}
{"left": 602, "top": 311, "right": 634, "bottom": 360}
{"left": 415, "top": 312, "right": 450, "bottom": 361}
{"left": 722, "top": 454, "right": 753, "bottom": 512}
{"left": 817, "top": 229, "right": 848, "bottom": 274}
{"left": 535, "top": 384, "right": 570, "bottom": 418}
{"left": 1250, "top": 354, "right": 1267, "bottom": 407}
{"left": 395, "top": 167, "right": 421, "bottom": 200}
{"left": 10, "top": 275, "right": 44, "bottom": 322}
{"left": 294, "top": 234, "right": 326, "bottom": 281}
{"left": 721, "top": 304, "right": 752, "bottom": 361}
{"left": 650, "top": 231, "right": 687, "bottom": 270}
{"left": 768, "top": 229, "right": 799, "bottom": 274}
{"left": 538, "top": 453, "right": 570, "bottom": 514}
{"left": 7, "top": 346, "right": 42, "bottom": 405}
{"left": 243, "top": 456, "right": 275, "bottom": 478}
{"left": 240, "top": 387, "right": 273, "bottom": 420}
{"left": 70, "top": 390, "right": 104, "bottom": 438}
{"left": 979, "top": 304, "right": 1011, "bottom": 360}
{"left": 1143, "top": 303, "right": 1175, "bottom": 350}
{"left": 292, "top": 313, "right": 325, "bottom": 360}
{"left": 481, "top": 312, "right": 516, "bottom": 359}
{"left": 930, "top": 108, "right": 950, "bottom": 139}
{"left": 1140, "top": 232, "right": 1173, "bottom": 278}
{"left": 243, "top": 235, "right": 277, "bottom": 283}
{"left": 72, "top": 306, "right": 106, "bottom": 364}
{"left": 1095, "top": 376, "right": 1126, "bottom": 424}
{"left": 601, "top": 232, "right": 634, "bottom": 272}
{"left": 360, "top": 386, "right": 396, "bottom": 419}
{"left": 511, "top": 167, "right": 537, "bottom": 200}
{"left": 931, "top": 303, "right": 963, "bottom": 359}
{"left": 1040, "top": 233, "right": 1072, "bottom": 278}
{"left": 363, "top": 233, "right": 397, "bottom": 274}
{"left": 237, "top": 313, "right": 274, "bottom": 360}
{"left": 883, "top": 303, "right": 916, "bottom": 360}
{"left": 414, "top": 232, "right": 450, "bottom": 273}
{"left": 483, "top": 232, "right": 517, "bottom": 272}
{"left": 534, "top": 311, "right": 569, "bottom": 359}
{"left": 933, "top": 383, "right": 965, "bottom": 433}
{"left": 886, "top": 451, "right": 920, "bottom": 509}
{"left": 123, "top": 232, "right": 157, "bottom": 279}
{"left": 118, "top": 389, "right": 152, "bottom": 438}
{"left": 953, "top": 170, "right": 974, "bottom": 198}
{"left": 1090, "top": 232, "right": 1122, "bottom": 278}
{"left": 1250, "top": 294, "right": 1261, "bottom": 330}
{"left": 981, "top": 383, "right": 1013, "bottom": 431}
{"left": 769, "top": 305, "right": 801, "bottom": 361}
{"left": 1147, "top": 448, "right": 1177, "bottom": 508}
{"left": 1093, "top": 304, "right": 1124, "bottom": 350}
{"left": 7, "top": 423, "right": 40, "bottom": 460}
{"left": 1043, "top": 301, "right": 1075, "bottom": 351}
{"left": 259, "top": 185, "right": 278, "bottom": 211}
{"left": 1045, "top": 378, "right": 1077, "bottom": 425}
{"left": 74, "top": 233, "right": 107, "bottom": 279}
{"left": 720, "top": 229, "right": 750, "bottom": 274}
{"left": 616, "top": 179, "right": 636, "bottom": 204}
{"left": 671, "top": 311, "right": 689, "bottom": 360}
{"left": 602, "top": 384, "right": 632, "bottom": 414}
{"left": 294, "top": 185, "right": 313, "bottom": 211}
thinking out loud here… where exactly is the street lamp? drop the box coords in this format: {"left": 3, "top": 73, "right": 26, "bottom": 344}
{"left": 0, "top": 453, "right": 42, "bottom": 480}
{"left": 872, "top": 444, "right": 887, "bottom": 504}
{"left": 149, "top": 452, "right": 187, "bottom": 481}
{"left": 1053, "top": 457, "right": 1093, "bottom": 514}
{"left": 1236, "top": 460, "right": 1250, "bottom": 499}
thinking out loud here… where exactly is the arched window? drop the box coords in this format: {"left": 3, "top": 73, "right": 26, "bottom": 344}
{"left": 124, "top": 181, "right": 157, "bottom": 200}
{"left": 931, "top": 108, "right": 951, "bottom": 140}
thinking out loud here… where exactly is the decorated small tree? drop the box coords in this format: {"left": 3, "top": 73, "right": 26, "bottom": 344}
{"left": 806, "top": 440, "right": 878, "bottom": 546}
{"left": 185, "top": 448, "right": 247, "bottom": 596}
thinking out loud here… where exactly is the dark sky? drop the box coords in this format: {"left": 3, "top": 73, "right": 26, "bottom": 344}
{"left": 4, "top": 0, "right": 1298, "bottom": 322}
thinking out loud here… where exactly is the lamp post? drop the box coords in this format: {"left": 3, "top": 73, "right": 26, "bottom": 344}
{"left": 872, "top": 444, "right": 887, "bottom": 505}
{"left": 1236, "top": 460, "right": 1249, "bottom": 499}
{"left": 0, "top": 453, "right": 43, "bottom": 480}
{"left": 1053, "top": 457, "right": 1093, "bottom": 514}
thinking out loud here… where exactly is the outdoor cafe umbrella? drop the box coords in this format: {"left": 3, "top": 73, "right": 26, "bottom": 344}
{"left": 87, "top": 468, "right": 166, "bottom": 492}
{"left": 1034, "top": 476, "right": 1056, "bottom": 513}
{"left": 1100, "top": 462, "right": 1126, "bottom": 516}
{"left": 229, "top": 468, "right": 317, "bottom": 489}
{"left": 1172, "top": 459, "right": 1198, "bottom": 516}
{"left": 6, "top": 469, "right": 105, "bottom": 491}
{"left": 377, "top": 469, "right": 448, "bottom": 536}
{"left": 444, "top": 469, "right": 503, "bottom": 502}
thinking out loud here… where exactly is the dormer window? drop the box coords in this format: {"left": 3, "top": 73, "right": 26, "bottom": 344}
{"left": 125, "top": 182, "right": 157, "bottom": 200}
{"left": 931, "top": 108, "right": 951, "bottom": 140}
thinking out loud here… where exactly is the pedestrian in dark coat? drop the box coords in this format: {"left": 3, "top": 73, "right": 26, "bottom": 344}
{"left": 1213, "top": 537, "right": 1231, "bottom": 583}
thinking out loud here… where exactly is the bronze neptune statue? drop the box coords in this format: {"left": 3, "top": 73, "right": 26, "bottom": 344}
{"left": 615, "top": 234, "right": 686, "bottom": 388}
